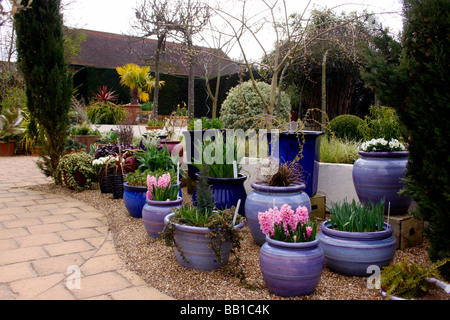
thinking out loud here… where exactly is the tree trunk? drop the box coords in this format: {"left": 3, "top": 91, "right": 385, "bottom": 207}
{"left": 321, "top": 50, "right": 328, "bottom": 127}
{"left": 152, "top": 35, "right": 165, "bottom": 120}
{"left": 187, "top": 33, "right": 195, "bottom": 120}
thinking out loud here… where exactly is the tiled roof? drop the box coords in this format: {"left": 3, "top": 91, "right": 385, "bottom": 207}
{"left": 69, "top": 29, "right": 240, "bottom": 78}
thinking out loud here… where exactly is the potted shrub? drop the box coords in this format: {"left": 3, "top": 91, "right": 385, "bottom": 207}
{"left": 161, "top": 164, "right": 244, "bottom": 271}
{"left": 317, "top": 199, "right": 397, "bottom": 277}
{"left": 142, "top": 169, "right": 182, "bottom": 238}
{"left": 245, "top": 160, "right": 311, "bottom": 246}
{"left": 192, "top": 132, "right": 247, "bottom": 216}
{"left": 0, "top": 106, "right": 24, "bottom": 156}
{"left": 353, "top": 105, "right": 412, "bottom": 215}
{"left": 116, "top": 64, "right": 160, "bottom": 124}
{"left": 258, "top": 203, "right": 323, "bottom": 297}
{"left": 57, "top": 152, "right": 97, "bottom": 191}
{"left": 106, "top": 152, "right": 126, "bottom": 199}
{"left": 123, "top": 168, "right": 149, "bottom": 218}
{"left": 87, "top": 86, "right": 127, "bottom": 125}
{"left": 70, "top": 121, "right": 101, "bottom": 152}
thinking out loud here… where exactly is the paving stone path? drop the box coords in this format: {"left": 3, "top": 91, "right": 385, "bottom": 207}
{"left": 0, "top": 156, "right": 173, "bottom": 300}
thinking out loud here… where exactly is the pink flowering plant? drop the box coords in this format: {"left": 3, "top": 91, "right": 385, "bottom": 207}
{"left": 258, "top": 204, "right": 317, "bottom": 243}
{"left": 147, "top": 171, "right": 180, "bottom": 201}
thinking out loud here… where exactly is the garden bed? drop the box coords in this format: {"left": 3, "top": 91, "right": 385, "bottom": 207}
{"left": 31, "top": 183, "right": 443, "bottom": 300}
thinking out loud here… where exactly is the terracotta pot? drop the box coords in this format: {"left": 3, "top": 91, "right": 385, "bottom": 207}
{"left": 0, "top": 141, "right": 15, "bottom": 156}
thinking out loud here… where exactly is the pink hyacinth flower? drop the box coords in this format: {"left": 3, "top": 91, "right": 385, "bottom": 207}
{"left": 306, "top": 226, "right": 313, "bottom": 239}
{"left": 147, "top": 175, "right": 157, "bottom": 191}
{"left": 146, "top": 191, "right": 153, "bottom": 201}
{"left": 296, "top": 206, "right": 309, "bottom": 225}
{"left": 258, "top": 210, "right": 274, "bottom": 237}
{"left": 157, "top": 173, "right": 171, "bottom": 188}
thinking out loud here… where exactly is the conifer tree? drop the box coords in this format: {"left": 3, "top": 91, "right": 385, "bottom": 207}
{"left": 363, "top": 0, "right": 450, "bottom": 278}
{"left": 14, "top": 0, "right": 73, "bottom": 180}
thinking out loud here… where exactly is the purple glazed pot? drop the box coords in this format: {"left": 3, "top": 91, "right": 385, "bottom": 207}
{"left": 164, "top": 213, "right": 245, "bottom": 271}
{"left": 317, "top": 221, "right": 396, "bottom": 277}
{"left": 142, "top": 198, "right": 183, "bottom": 239}
{"left": 352, "top": 151, "right": 412, "bottom": 215}
{"left": 259, "top": 237, "right": 324, "bottom": 297}
{"left": 245, "top": 183, "right": 311, "bottom": 246}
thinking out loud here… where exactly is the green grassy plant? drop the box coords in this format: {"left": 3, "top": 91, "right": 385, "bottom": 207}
{"left": 320, "top": 136, "right": 361, "bottom": 164}
{"left": 328, "top": 199, "right": 385, "bottom": 233}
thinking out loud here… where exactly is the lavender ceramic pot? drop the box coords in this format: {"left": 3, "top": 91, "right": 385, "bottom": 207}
{"left": 142, "top": 198, "right": 183, "bottom": 239}
{"left": 259, "top": 237, "right": 324, "bottom": 297}
{"left": 164, "top": 213, "right": 245, "bottom": 270}
{"left": 245, "top": 183, "right": 311, "bottom": 246}
{"left": 318, "top": 221, "right": 396, "bottom": 277}
{"left": 352, "top": 151, "right": 412, "bottom": 215}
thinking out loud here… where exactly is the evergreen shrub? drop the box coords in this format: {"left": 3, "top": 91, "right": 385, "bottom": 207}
{"left": 327, "top": 114, "right": 364, "bottom": 141}
{"left": 219, "top": 81, "right": 290, "bottom": 131}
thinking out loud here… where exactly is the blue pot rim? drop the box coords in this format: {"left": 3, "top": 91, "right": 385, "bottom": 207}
{"left": 196, "top": 172, "right": 247, "bottom": 183}
{"left": 251, "top": 182, "right": 306, "bottom": 194}
{"left": 123, "top": 182, "right": 147, "bottom": 192}
{"left": 164, "top": 213, "right": 244, "bottom": 234}
{"left": 146, "top": 197, "right": 183, "bottom": 206}
{"left": 265, "top": 235, "right": 320, "bottom": 249}
{"left": 358, "top": 151, "right": 409, "bottom": 158}
{"left": 320, "top": 221, "right": 393, "bottom": 240}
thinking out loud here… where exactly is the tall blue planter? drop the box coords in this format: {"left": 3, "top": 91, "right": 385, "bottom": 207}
{"left": 260, "top": 237, "right": 324, "bottom": 297}
{"left": 123, "top": 183, "right": 147, "bottom": 218}
{"left": 352, "top": 151, "right": 412, "bottom": 215}
{"left": 193, "top": 174, "right": 247, "bottom": 216}
{"left": 245, "top": 182, "right": 311, "bottom": 246}
{"left": 267, "top": 131, "right": 324, "bottom": 197}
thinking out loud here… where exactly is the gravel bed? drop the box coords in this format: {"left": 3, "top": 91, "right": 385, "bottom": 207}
{"left": 31, "top": 183, "right": 438, "bottom": 300}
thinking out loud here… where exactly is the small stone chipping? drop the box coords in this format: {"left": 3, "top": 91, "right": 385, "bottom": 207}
{"left": 32, "top": 183, "right": 439, "bottom": 301}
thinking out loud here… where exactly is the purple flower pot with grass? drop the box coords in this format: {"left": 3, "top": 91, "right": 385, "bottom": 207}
{"left": 245, "top": 182, "right": 311, "bottom": 246}
{"left": 259, "top": 237, "right": 324, "bottom": 297}
{"left": 317, "top": 221, "right": 396, "bottom": 277}
{"left": 164, "top": 213, "right": 245, "bottom": 270}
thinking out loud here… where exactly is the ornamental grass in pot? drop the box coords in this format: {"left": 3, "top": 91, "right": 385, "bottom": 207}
{"left": 245, "top": 160, "right": 311, "bottom": 246}
{"left": 317, "top": 199, "right": 397, "bottom": 277}
{"left": 161, "top": 164, "right": 244, "bottom": 271}
{"left": 258, "top": 203, "right": 323, "bottom": 297}
{"left": 192, "top": 131, "right": 247, "bottom": 215}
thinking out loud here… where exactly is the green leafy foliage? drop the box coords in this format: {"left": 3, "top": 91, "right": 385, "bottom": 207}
{"left": 328, "top": 199, "right": 385, "bottom": 233}
{"left": 363, "top": 0, "right": 450, "bottom": 278}
{"left": 219, "top": 81, "right": 290, "bottom": 131}
{"left": 381, "top": 258, "right": 449, "bottom": 299}
{"left": 327, "top": 114, "right": 364, "bottom": 141}
{"left": 15, "top": 0, "right": 73, "bottom": 179}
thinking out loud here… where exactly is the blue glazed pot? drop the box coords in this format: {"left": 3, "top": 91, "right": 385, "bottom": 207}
{"left": 193, "top": 173, "right": 247, "bottom": 216}
{"left": 260, "top": 237, "right": 324, "bottom": 297}
{"left": 267, "top": 131, "right": 324, "bottom": 197}
{"left": 317, "top": 221, "right": 397, "bottom": 277}
{"left": 164, "top": 213, "right": 245, "bottom": 270}
{"left": 123, "top": 183, "right": 147, "bottom": 218}
{"left": 142, "top": 198, "right": 183, "bottom": 239}
{"left": 352, "top": 151, "right": 412, "bottom": 215}
{"left": 245, "top": 182, "right": 311, "bottom": 246}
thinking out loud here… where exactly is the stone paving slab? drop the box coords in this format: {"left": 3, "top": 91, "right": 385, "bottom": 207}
{"left": 0, "top": 156, "right": 174, "bottom": 300}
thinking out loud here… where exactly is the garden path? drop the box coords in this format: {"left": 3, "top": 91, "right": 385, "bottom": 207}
{"left": 0, "top": 156, "right": 174, "bottom": 300}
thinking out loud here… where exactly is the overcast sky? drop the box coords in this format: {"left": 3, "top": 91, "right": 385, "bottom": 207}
{"left": 62, "top": 0, "right": 404, "bottom": 61}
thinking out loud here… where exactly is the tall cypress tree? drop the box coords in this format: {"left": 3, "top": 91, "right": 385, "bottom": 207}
{"left": 364, "top": 0, "right": 450, "bottom": 278}
{"left": 14, "top": 0, "right": 72, "bottom": 180}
